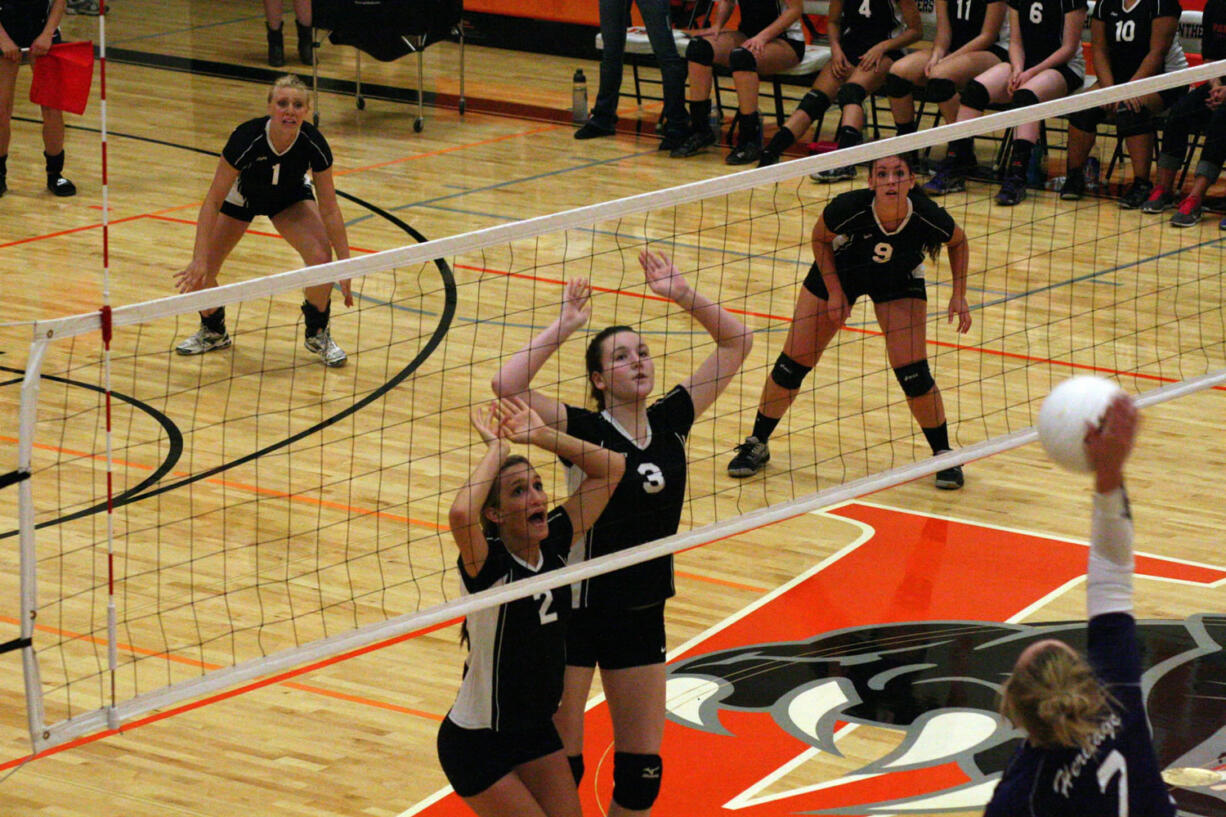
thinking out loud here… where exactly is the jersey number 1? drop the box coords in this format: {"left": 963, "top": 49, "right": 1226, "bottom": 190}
{"left": 1096, "top": 749, "right": 1129, "bottom": 817}
{"left": 954, "top": 0, "right": 971, "bottom": 21}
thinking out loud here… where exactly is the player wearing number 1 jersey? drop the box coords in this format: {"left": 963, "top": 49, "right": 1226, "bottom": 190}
{"left": 728, "top": 154, "right": 972, "bottom": 488}
{"left": 985, "top": 394, "right": 1177, "bottom": 817}
{"left": 492, "top": 250, "right": 752, "bottom": 817}
{"left": 1061, "top": 0, "right": 1185, "bottom": 207}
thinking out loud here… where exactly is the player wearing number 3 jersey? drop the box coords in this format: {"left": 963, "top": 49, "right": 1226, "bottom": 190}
{"left": 492, "top": 250, "right": 753, "bottom": 816}
{"left": 986, "top": 394, "right": 1177, "bottom": 817}
{"left": 728, "top": 154, "right": 972, "bottom": 489}
{"left": 437, "top": 397, "right": 623, "bottom": 817}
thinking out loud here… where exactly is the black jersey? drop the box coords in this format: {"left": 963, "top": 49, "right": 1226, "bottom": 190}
{"left": 221, "top": 117, "right": 333, "bottom": 215}
{"left": 1202, "top": 0, "right": 1226, "bottom": 63}
{"left": 448, "top": 509, "right": 573, "bottom": 733}
{"left": 823, "top": 188, "right": 956, "bottom": 280}
{"left": 985, "top": 613, "right": 1178, "bottom": 817}
{"left": 564, "top": 385, "right": 695, "bottom": 612}
{"left": 1092, "top": 0, "right": 1184, "bottom": 80}
{"left": 0, "top": 0, "right": 52, "bottom": 48}
{"left": 739, "top": 0, "right": 805, "bottom": 39}
{"left": 948, "top": 0, "right": 1008, "bottom": 51}
{"left": 1008, "top": 0, "right": 1087, "bottom": 62}
{"left": 839, "top": 0, "right": 906, "bottom": 55}
{"left": 0, "top": 0, "right": 49, "bottom": 17}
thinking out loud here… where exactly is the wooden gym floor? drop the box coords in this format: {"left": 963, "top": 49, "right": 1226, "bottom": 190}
{"left": 0, "top": 2, "right": 1224, "bottom": 815}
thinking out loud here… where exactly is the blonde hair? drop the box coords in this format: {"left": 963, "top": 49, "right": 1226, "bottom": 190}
{"left": 268, "top": 74, "right": 310, "bottom": 102}
{"left": 1000, "top": 642, "right": 1112, "bottom": 751}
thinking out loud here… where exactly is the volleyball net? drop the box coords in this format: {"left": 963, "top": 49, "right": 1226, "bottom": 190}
{"left": 7, "top": 61, "right": 1226, "bottom": 752}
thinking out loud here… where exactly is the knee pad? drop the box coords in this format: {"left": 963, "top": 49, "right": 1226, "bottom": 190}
{"left": 836, "top": 82, "right": 868, "bottom": 108}
{"left": 1067, "top": 106, "right": 1104, "bottom": 135}
{"left": 728, "top": 46, "right": 757, "bottom": 73}
{"left": 685, "top": 36, "right": 714, "bottom": 66}
{"left": 568, "top": 755, "right": 585, "bottom": 786}
{"left": 612, "top": 752, "right": 663, "bottom": 811}
{"left": 960, "top": 79, "right": 990, "bottom": 112}
{"left": 1115, "top": 106, "right": 1153, "bottom": 137}
{"left": 894, "top": 360, "right": 935, "bottom": 398}
{"left": 1011, "top": 88, "right": 1040, "bottom": 108}
{"left": 925, "top": 77, "right": 957, "bottom": 104}
{"left": 798, "top": 89, "right": 831, "bottom": 120}
{"left": 884, "top": 72, "right": 914, "bottom": 99}
{"left": 771, "top": 352, "right": 813, "bottom": 390}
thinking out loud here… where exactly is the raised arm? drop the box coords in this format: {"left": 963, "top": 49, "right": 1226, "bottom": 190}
{"left": 496, "top": 397, "right": 625, "bottom": 538}
{"left": 490, "top": 278, "right": 593, "bottom": 430}
{"left": 1084, "top": 393, "right": 1138, "bottom": 618}
{"left": 639, "top": 251, "right": 754, "bottom": 420}
{"left": 944, "top": 226, "right": 972, "bottom": 333}
{"left": 448, "top": 404, "right": 513, "bottom": 578}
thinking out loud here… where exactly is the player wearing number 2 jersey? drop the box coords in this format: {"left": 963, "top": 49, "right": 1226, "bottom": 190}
{"left": 728, "top": 154, "right": 972, "bottom": 489}
{"left": 492, "top": 250, "right": 752, "bottom": 816}
{"left": 438, "top": 397, "right": 623, "bottom": 816}
{"left": 985, "top": 394, "right": 1178, "bottom": 817}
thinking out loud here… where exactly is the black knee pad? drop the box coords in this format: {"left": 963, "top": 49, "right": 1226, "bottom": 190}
{"left": 1067, "top": 106, "right": 1104, "bottom": 134}
{"left": 1011, "top": 88, "right": 1040, "bottom": 108}
{"left": 894, "top": 360, "right": 935, "bottom": 398}
{"left": 728, "top": 46, "right": 757, "bottom": 73}
{"left": 798, "top": 89, "right": 831, "bottom": 120}
{"left": 1115, "top": 106, "right": 1153, "bottom": 137}
{"left": 771, "top": 352, "right": 813, "bottom": 390}
{"left": 685, "top": 36, "right": 714, "bottom": 66}
{"left": 612, "top": 752, "right": 662, "bottom": 811}
{"left": 960, "top": 79, "right": 990, "bottom": 112}
{"left": 925, "top": 77, "right": 957, "bottom": 103}
{"left": 836, "top": 82, "right": 868, "bottom": 108}
{"left": 884, "top": 72, "right": 914, "bottom": 99}
{"left": 568, "top": 754, "right": 585, "bottom": 786}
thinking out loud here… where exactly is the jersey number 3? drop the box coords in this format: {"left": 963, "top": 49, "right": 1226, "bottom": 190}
{"left": 638, "top": 462, "right": 666, "bottom": 495}
{"left": 1097, "top": 749, "right": 1129, "bottom": 817}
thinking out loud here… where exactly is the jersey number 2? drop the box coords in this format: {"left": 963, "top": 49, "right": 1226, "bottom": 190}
{"left": 1096, "top": 749, "right": 1129, "bottom": 817}
{"left": 534, "top": 590, "right": 558, "bottom": 625}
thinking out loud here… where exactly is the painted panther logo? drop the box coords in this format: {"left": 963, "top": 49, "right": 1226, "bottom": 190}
{"left": 666, "top": 615, "right": 1226, "bottom": 815}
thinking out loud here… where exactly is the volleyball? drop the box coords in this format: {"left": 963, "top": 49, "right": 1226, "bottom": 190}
{"left": 1037, "top": 376, "right": 1124, "bottom": 472}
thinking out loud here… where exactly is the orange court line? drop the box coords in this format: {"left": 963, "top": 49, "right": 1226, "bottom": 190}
{"left": 674, "top": 570, "right": 768, "bottom": 593}
{"left": 332, "top": 123, "right": 564, "bottom": 176}
{"left": 0, "top": 434, "right": 449, "bottom": 532}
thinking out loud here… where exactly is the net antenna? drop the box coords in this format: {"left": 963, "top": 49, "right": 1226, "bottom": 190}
{"left": 12, "top": 60, "right": 1226, "bottom": 752}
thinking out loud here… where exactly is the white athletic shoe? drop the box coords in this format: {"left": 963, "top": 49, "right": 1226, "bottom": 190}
{"left": 305, "top": 329, "right": 347, "bottom": 367}
{"left": 175, "top": 326, "right": 232, "bottom": 356}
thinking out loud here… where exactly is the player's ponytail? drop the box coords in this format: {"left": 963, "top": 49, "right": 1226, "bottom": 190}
{"left": 999, "top": 641, "right": 1112, "bottom": 751}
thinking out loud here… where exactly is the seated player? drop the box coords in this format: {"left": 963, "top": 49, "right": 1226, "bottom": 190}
{"left": 1059, "top": 0, "right": 1186, "bottom": 208}
{"left": 728, "top": 154, "right": 972, "bottom": 488}
{"left": 758, "top": 0, "right": 923, "bottom": 178}
{"left": 885, "top": 0, "right": 1009, "bottom": 155}
{"left": 173, "top": 75, "right": 353, "bottom": 367}
{"left": 986, "top": 393, "right": 1178, "bottom": 817}
{"left": 671, "top": 0, "right": 805, "bottom": 164}
{"left": 1142, "top": 0, "right": 1226, "bottom": 227}
{"left": 925, "top": 0, "right": 1088, "bottom": 204}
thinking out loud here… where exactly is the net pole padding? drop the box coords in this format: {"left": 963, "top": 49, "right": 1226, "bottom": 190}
{"left": 31, "top": 365, "right": 1226, "bottom": 752}
{"left": 18, "top": 340, "right": 50, "bottom": 748}
{"left": 27, "top": 60, "right": 1226, "bottom": 345}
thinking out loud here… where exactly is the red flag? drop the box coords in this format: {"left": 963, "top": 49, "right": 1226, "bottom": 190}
{"left": 30, "top": 41, "right": 95, "bottom": 116}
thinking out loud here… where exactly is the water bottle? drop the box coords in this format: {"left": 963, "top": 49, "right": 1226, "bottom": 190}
{"left": 572, "top": 69, "right": 587, "bottom": 124}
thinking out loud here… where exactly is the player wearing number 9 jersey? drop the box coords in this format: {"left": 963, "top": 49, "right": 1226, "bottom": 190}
{"left": 728, "top": 154, "right": 972, "bottom": 489}
{"left": 985, "top": 394, "right": 1177, "bottom": 817}
{"left": 438, "top": 397, "right": 624, "bottom": 817}
{"left": 492, "top": 250, "right": 753, "bottom": 816}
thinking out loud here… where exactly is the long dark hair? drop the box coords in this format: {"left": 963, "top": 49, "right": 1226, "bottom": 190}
{"left": 870, "top": 154, "right": 942, "bottom": 261}
{"left": 585, "top": 324, "right": 635, "bottom": 410}
{"left": 460, "top": 454, "right": 531, "bottom": 648}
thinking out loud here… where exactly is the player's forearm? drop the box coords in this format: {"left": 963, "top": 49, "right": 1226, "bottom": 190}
{"left": 946, "top": 239, "right": 969, "bottom": 298}
{"left": 45, "top": 0, "right": 66, "bottom": 32}
{"left": 533, "top": 427, "right": 624, "bottom": 482}
{"left": 491, "top": 320, "right": 571, "bottom": 397}
{"left": 321, "top": 208, "right": 350, "bottom": 261}
{"left": 1087, "top": 487, "right": 1133, "bottom": 616}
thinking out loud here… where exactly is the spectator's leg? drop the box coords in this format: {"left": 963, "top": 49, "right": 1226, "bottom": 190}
{"left": 638, "top": 0, "right": 688, "bottom": 140}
